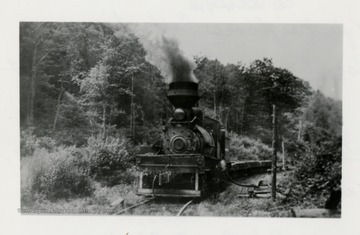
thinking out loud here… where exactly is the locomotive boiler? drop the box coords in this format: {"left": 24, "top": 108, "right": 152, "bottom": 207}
{"left": 135, "top": 81, "right": 230, "bottom": 197}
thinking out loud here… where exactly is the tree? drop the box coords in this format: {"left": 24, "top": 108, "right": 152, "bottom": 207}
{"left": 194, "top": 57, "right": 232, "bottom": 121}
{"left": 20, "top": 22, "right": 62, "bottom": 127}
{"left": 302, "top": 90, "right": 342, "bottom": 143}
{"left": 243, "top": 58, "right": 312, "bottom": 142}
{"left": 81, "top": 62, "right": 116, "bottom": 140}
{"left": 223, "top": 63, "right": 246, "bottom": 131}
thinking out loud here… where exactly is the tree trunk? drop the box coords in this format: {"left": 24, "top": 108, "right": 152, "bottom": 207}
{"left": 27, "top": 45, "right": 38, "bottom": 127}
{"left": 52, "top": 89, "right": 63, "bottom": 131}
{"left": 220, "top": 88, "right": 224, "bottom": 121}
{"left": 213, "top": 91, "right": 216, "bottom": 119}
{"left": 271, "top": 104, "right": 278, "bottom": 202}
{"left": 130, "top": 75, "right": 134, "bottom": 138}
{"left": 282, "top": 139, "right": 285, "bottom": 171}
{"left": 298, "top": 120, "right": 302, "bottom": 141}
{"left": 234, "top": 110, "right": 238, "bottom": 133}
{"left": 240, "top": 101, "right": 246, "bottom": 135}
{"left": 224, "top": 107, "right": 230, "bottom": 130}
{"left": 102, "top": 104, "right": 106, "bottom": 142}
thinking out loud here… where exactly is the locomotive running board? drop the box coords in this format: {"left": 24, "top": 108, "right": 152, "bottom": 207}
{"left": 137, "top": 188, "right": 201, "bottom": 197}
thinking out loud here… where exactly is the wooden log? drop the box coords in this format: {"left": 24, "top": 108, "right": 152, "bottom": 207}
{"left": 290, "top": 208, "right": 341, "bottom": 218}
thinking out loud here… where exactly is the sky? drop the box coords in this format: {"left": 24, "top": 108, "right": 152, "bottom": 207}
{"left": 132, "top": 23, "right": 343, "bottom": 100}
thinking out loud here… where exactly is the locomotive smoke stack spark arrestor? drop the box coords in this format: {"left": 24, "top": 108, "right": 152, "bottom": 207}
{"left": 167, "top": 81, "right": 199, "bottom": 109}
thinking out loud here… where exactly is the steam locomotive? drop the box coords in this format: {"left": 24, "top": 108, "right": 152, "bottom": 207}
{"left": 135, "top": 81, "right": 230, "bottom": 197}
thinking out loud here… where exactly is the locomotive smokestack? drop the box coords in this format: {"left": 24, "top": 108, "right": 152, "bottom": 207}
{"left": 167, "top": 81, "right": 199, "bottom": 109}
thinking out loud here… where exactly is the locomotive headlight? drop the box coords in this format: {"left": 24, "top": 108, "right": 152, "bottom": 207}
{"left": 173, "top": 108, "right": 185, "bottom": 121}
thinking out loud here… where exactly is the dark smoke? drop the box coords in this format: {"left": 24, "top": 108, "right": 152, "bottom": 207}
{"left": 133, "top": 29, "right": 198, "bottom": 84}
{"left": 161, "top": 37, "right": 198, "bottom": 83}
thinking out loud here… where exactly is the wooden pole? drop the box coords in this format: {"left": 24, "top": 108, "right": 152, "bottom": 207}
{"left": 272, "top": 104, "right": 277, "bottom": 201}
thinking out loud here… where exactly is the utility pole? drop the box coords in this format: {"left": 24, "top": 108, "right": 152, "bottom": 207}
{"left": 272, "top": 104, "right": 278, "bottom": 201}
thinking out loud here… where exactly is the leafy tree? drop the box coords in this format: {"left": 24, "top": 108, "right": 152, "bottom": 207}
{"left": 20, "top": 22, "right": 64, "bottom": 127}
{"left": 194, "top": 57, "right": 233, "bottom": 121}
{"left": 243, "top": 58, "right": 312, "bottom": 142}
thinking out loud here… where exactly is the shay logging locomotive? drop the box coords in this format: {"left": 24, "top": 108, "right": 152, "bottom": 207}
{"left": 135, "top": 81, "right": 230, "bottom": 197}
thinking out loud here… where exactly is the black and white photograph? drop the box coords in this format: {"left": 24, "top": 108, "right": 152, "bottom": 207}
{"left": 1, "top": 1, "right": 360, "bottom": 235}
{"left": 19, "top": 22, "right": 342, "bottom": 217}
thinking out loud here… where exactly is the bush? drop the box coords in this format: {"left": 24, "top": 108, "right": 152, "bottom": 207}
{"left": 28, "top": 146, "right": 94, "bottom": 201}
{"left": 20, "top": 129, "right": 57, "bottom": 157}
{"left": 228, "top": 132, "right": 272, "bottom": 161}
{"left": 22, "top": 130, "right": 137, "bottom": 202}
{"left": 86, "top": 135, "right": 135, "bottom": 186}
{"left": 279, "top": 136, "right": 342, "bottom": 208}
{"left": 295, "top": 136, "right": 341, "bottom": 183}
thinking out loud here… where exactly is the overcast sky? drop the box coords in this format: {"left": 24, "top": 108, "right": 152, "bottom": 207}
{"left": 133, "top": 23, "right": 342, "bottom": 100}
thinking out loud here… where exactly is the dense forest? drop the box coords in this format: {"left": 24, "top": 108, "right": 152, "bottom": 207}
{"left": 20, "top": 22, "right": 342, "bottom": 214}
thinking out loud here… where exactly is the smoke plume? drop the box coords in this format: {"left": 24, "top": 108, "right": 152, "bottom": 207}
{"left": 158, "top": 37, "right": 198, "bottom": 83}
{"left": 130, "top": 25, "right": 197, "bottom": 83}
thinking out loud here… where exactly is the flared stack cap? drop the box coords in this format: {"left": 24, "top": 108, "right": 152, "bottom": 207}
{"left": 167, "top": 81, "right": 199, "bottom": 109}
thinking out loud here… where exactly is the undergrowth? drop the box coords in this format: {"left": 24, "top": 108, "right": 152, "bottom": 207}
{"left": 228, "top": 132, "right": 272, "bottom": 161}
{"left": 21, "top": 130, "right": 137, "bottom": 204}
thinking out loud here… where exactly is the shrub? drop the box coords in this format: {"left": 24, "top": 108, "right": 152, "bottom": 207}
{"left": 22, "top": 129, "right": 137, "bottom": 201}
{"left": 282, "top": 136, "right": 342, "bottom": 208}
{"left": 295, "top": 136, "right": 341, "bottom": 184}
{"left": 20, "top": 129, "right": 57, "bottom": 157}
{"left": 86, "top": 135, "right": 135, "bottom": 186}
{"left": 228, "top": 132, "right": 272, "bottom": 161}
{"left": 28, "top": 146, "right": 93, "bottom": 201}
